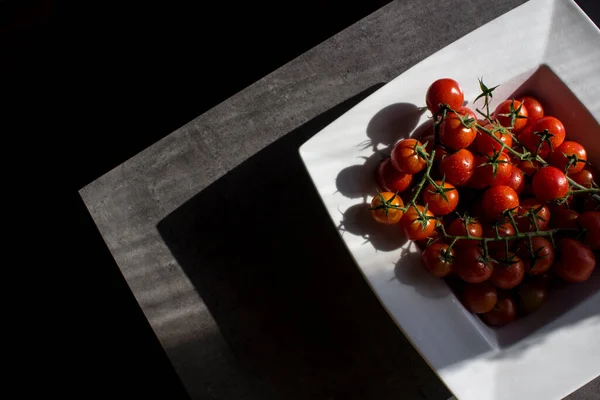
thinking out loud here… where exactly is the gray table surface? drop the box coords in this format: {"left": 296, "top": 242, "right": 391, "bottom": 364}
{"left": 80, "top": 0, "right": 600, "bottom": 399}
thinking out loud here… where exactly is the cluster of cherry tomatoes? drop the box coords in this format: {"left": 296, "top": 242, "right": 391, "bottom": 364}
{"left": 369, "top": 77, "right": 599, "bottom": 327}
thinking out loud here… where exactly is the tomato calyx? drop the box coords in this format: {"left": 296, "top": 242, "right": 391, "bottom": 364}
{"left": 478, "top": 149, "right": 510, "bottom": 178}
{"left": 496, "top": 99, "right": 528, "bottom": 130}
{"left": 522, "top": 204, "right": 547, "bottom": 231}
{"left": 526, "top": 237, "right": 551, "bottom": 272}
{"left": 426, "top": 176, "right": 455, "bottom": 203}
{"left": 474, "top": 78, "right": 499, "bottom": 119}
{"left": 412, "top": 140, "right": 430, "bottom": 162}
{"left": 532, "top": 129, "right": 555, "bottom": 155}
{"left": 495, "top": 251, "right": 520, "bottom": 268}
{"left": 502, "top": 207, "right": 522, "bottom": 234}
{"left": 410, "top": 203, "right": 436, "bottom": 232}
{"left": 564, "top": 152, "right": 590, "bottom": 174}
{"left": 369, "top": 190, "right": 405, "bottom": 219}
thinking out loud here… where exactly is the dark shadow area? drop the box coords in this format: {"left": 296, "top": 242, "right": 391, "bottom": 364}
{"left": 363, "top": 103, "right": 425, "bottom": 150}
{"left": 394, "top": 246, "right": 451, "bottom": 299}
{"left": 158, "top": 85, "right": 450, "bottom": 400}
{"left": 334, "top": 150, "right": 386, "bottom": 201}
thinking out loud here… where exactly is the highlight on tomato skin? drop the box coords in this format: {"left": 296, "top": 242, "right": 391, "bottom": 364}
{"left": 425, "top": 78, "right": 464, "bottom": 114}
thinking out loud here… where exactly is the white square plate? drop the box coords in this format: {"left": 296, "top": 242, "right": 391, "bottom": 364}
{"left": 299, "top": 0, "right": 600, "bottom": 399}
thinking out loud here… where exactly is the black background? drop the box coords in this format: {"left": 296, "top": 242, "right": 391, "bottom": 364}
{"left": 2, "top": 0, "right": 389, "bottom": 398}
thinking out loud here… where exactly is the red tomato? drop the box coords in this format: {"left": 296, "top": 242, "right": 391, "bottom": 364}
{"left": 400, "top": 205, "right": 436, "bottom": 241}
{"left": 439, "top": 113, "right": 477, "bottom": 150}
{"left": 470, "top": 152, "right": 513, "bottom": 189}
{"left": 532, "top": 166, "right": 569, "bottom": 202}
{"left": 421, "top": 242, "right": 454, "bottom": 278}
{"left": 455, "top": 246, "right": 493, "bottom": 283}
{"left": 516, "top": 198, "right": 551, "bottom": 232}
{"left": 519, "top": 278, "right": 548, "bottom": 314}
{"left": 494, "top": 99, "right": 528, "bottom": 133}
{"left": 516, "top": 236, "right": 555, "bottom": 275}
{"left": 447, "top": 217, "right": 483, "bottom": 249}
{"left": 518, "top": 96, "right": 544, "bottom": 122}
{"left": 507, "top": 167, "right": 525, "bottom": 194}
{"left": 423, "top": 180, "right": 459, "bottom": 216}
{"left": 391, "top": 138, "right": 427, "bottom": 174}
{"left": 490, "top": 251, "right": 525, "bottom": 289}
{"left": 482, "top": 185, "right": 520, "bottom": 221}
{"left": 555, "top": 238, "right": 596, "bottom": 282}
{"left": 548, "top": 141, "right": 587, "bottom": 174}
{"left": 476, "top": 125, "right": 513, "bottom": 155}
{"left": 376, "top": 158, "right": 414, "bottom": 193}
{"left": 578, "top": 211, "right": 600, "bottom": 250}
{"left": 425, "top": 78, "right": 464, "bottom": 114}
{"left": 548, "top": 204, "right": 579, "bottom": 230}
{"left": 483, "top": 222, "right": 515, "bottom": 253}
{"left": 518, "top": 159, "right": 542, "bottom": 177}
{"left": 370, "top": 192, "right": 404, "bottom": 224}
{"left": 570, "top": 168, "right": 595, "bottom": 188}
{"left": 457, "top": 106, "right": 477, "bottom": 121}
{"left": 439, "top": 149, "right": 475, "bottom": 187}
{"left": 527, "top": 116, "right": 566, "bottom": 154}
{"left": 462, "top": 282, "right": 497, "bottom": 313}
{"left": 518, "top": 126, "right": 550, "bottom": 158}
{"left": 481, "top": 292, "right": 517, "bottom": 326}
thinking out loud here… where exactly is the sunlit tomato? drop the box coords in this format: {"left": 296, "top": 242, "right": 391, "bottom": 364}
{"left": 483, "top": 222, "right": 515, "bottom": 253}
{"left": 455, "top": 246, "right": 493, "bottom": 283}
{"left": 439, "top": 149, "right": 475, "bottom": 187}
{"left": 462, "top": 282, "right": 497, "bottom": 313}
{"left": 423, "top": 180, "right": 459, "bottom": 216}
{"left": 516, "top": 236, "right": 555, "bottom": 275}
{"left": 548, "top": 204, "right": 579, "bottom": 230}
{"left": 555, "top": 238, "right": 596, "bottom": 282}
{"left": 570, "top": 168, "right": 595, "bottom": 188}
{"left": 490, "top": 251, "right": 525, "bottom": 289}
{"left": 507, "top": 167, "right": 525, "bottom": 194}
{"left": 532, "top": 166, "right": 569, "bottom": 202}
{"left": 516, "top": 198, "right": 551, "bottom": 232}
{"left": 470, "top": 153, "right": 513, "bottom": 189}
{"left": 400, "top": 205, "right": 436, "bottom": 240}
{"left": 439, "top": 113, "right": 477, "bottom": 150}
{"left": 481, "top": 292, "right": 517, "bottom": 326}
{"left": 457, "top": 106, "right": 477, "bottom": 121}
{"left": 518, "top": 96, "right": 544, "bottom": 122}
{"left": 494, "top": 99, "right": 528, "bottom": 133}
{"left": 421, "top": 242, "right": 454, "bottom": 278}
{"left": 391, "top": 138, "right": 427, "bottom": 174}
{"left": 578, "top": 211, "right": 600, "bottom": 250}
{"left": 447, "top": 217, "right": 483, "bottom": 249}
{"left": 370, "top": 192, "right": 404, "bottom": 224}
{"left": 482, "top": 185, "right": 520, "bottom": 221}
{"left": 476, "top": 125, "right": 513, "bottom": 155}
{"left": 376, "top": 158, "right": 414, "bottom": 193}
{"left": 519, "top": 278, "right": 548, "bottom": 314}
{"left": 425, "top": 78, "right": 464, "bottom": 114}
{"left": 548, "top": 141, "right": 587, "bottom": 174}
{"left": 527, "top": 116, "right": 566, "bottom": 154}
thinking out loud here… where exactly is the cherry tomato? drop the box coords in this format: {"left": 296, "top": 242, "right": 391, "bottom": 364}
{"left": 578, "top": 211, "right": 600, "bottom": 250}
{"left": 518, "top": 126, "right": 550, "bottom": 158}
{"left": 455, "top": 246, "right": 493, "bottom": 283}
{"left": 421, "top": 242, "right": 454, "bottom": 278}
{"left": 555, "top": 238, "right": 596, "bottom": 282}
{"left": 439, "top": 149, "right": 475, "bottom": 187}
{"left": 527, "top": 116, "right": 566, "bottom": 154}
{"left": 494, "top": 99, "right": 528, "bottom": 133}
{"left": 516, "top": 198, "right": 551, "bottom": 232}
{"left": 481, "top": 292, "right": 517, "bottom": 326}
{"left": 532, "top": 166, "right": 569, "bottom": 202}
{"left": 570, "top": 168, "right": 595, "bottom": 188}
{"left": 470, "top": 152, "right": 513, "bottom": 189}
{"left": 391, "top": 138, "right": 427, "bottom": 174}
{"left": 548, "top": 204, "right": 579, "bottom": 230}
{"left": 507, "top": 167, "right": 525, "bottom": 194}
{"left": 482, "top": 185, "right": 520, "bottom": 221}
{"left": 518, "top": 159, "right": 541, "bottom": 177}
{"left": 583, "top": 196, "right": 600, "bottom": 212}
{"left": 462, "top": 282, "right": 497, "bottom": 314}
{"left": 376, "top": 158, "right": 414, "bottom": 193}
{"left": 490, "top": 251, "right": 525, "bottom": 289}
{"left": 516, "top": 236, "right": 555, "bottom": 275}
{"left": 447, "top": 217, "right": 483, "bottom": 249}
{"left": 476, "top": 125, "right": 513, "bottom": 155}
{"left": 370, "top": 192, "right": 404, "bottom": 224}
{"left": 548, "top": 141, "right": 587, "bottom": 174}
{"left": 423, "top": 180, "right": 459, "bottom": 216}
{"left": 518, "top": 96, "right": 544, "bottom": 122}
{"left": 425, "top": 78, "right": 464, "bottom": 114}
{"left": 439, "top": 113, "right": 477, "bottom": 150}
{"left": 519, "top": 278, "right": 548, "bottom": 314}
{"left": 401, "top": 205, "right": 436, "bottom": 241}
{"left": 457, "top": 106, "right": 477, "bottom": 121}
{"left": 483, "top": 222, "right": 515, "bottom": 253}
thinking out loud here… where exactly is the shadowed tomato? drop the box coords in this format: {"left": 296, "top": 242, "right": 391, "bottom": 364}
{"left": 532, "top": 166, "right": 569, "bottom": 202}
{"left": 470, "top": 152, "right": 513, "bottom": 189}
{"left": 519, "top": 278, "right": 548, "bottom": 314}
{"left": 455, "top": 246, "right": 493, "bottom": 283}
{"left": 439, "top": 113, "right": 477, "bottom": 150}
{"left": 458, "top": 106, "right": 477, "bottom": 121}
{"left": 518, "top": 159, "right": 542, "bottom": 177}
{"left": 555, "top": 238, "right": 596, "bottom": 282}
{"left": 548, "top": 141, "right": 587, "bottom": 174}
{"left": 578, "top": 211, "right": 600, "bottom": 250}
{"left": 549, "top": 204, "right": 579, "bottom": 230}
{"left": 518, "top": 126, "right": 549, "bottom": 158}
{"left": 370, "top": 192, "right": 404, "bottom": 224}
{"left": 376, "top": 158, "right": 414, "bottom": 193}
{"left": 476, "top": 125, "right": 513, "bottom": 155}
{"left": 421, "top": 242, "right": 454, "bottom": 277}
{"left": 400, "top": 205, "right": 436, "bottom": 240}
{"left": 516, "top": 236, "right": 555, "bottom": 275}
{"left": 462, "top": 281, "right": 497, "bottom": 313}
{"left": 526, "top": 116, "right": 566, "bottom": 154}
{"left": 439, "top": 149, "right": 475, "bottom": 187}
{"left": 391, "top": 138, "right": 427, "bottom": 174}
{"left": 518, "top": 96, "right": 544, "bottom": 122}
{"left": 447, "top": 217, "right": 482, "bottom": 249}
{"left": 570, "top": 168, "right": 595, "bottom": 188}
{"left": 490, "top": 251, "right": 525, "bottom": 289}
{"left": 516, "top": 198, "right": 551, "bottom": 232}
{"left": 483, "top": 222, "right": 515, "bottom": 253}
{"left": 481, "top": 292, "right": 517, "bottom": 326}
{"left": 494, "top": 99, "right": 528, "bottom": 133}
{"left": 507, "top": 167, "right": 525, "bottom": 194}
{"left": 425, "top": 78, "right": 464, "bottom": 114}
{"left": 423, "top": 180, "right": 459, "bottom": 216}
{"left": 482, "top": 185, "right": 520, "bottom": 221}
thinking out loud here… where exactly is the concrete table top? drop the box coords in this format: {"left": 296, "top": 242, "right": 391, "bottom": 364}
{"left": 80, "top": 0, "right": 600, "bottom": 399}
